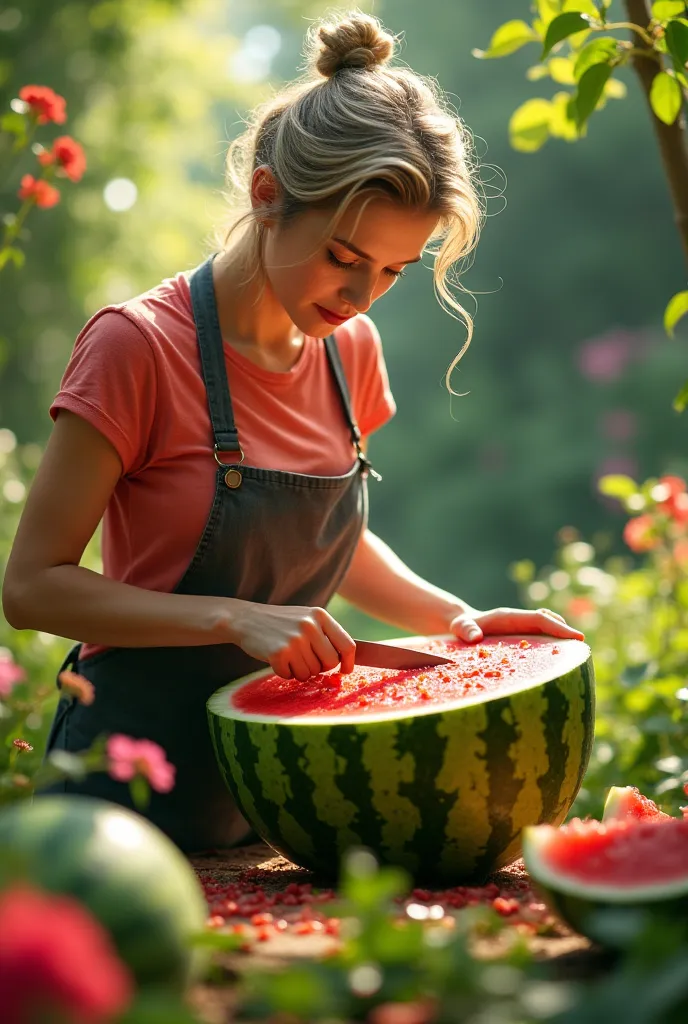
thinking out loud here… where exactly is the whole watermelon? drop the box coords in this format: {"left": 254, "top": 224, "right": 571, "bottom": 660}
{"left": 0, "top": 796, "right": 208, "bottom": 990}
{"left": 207, "top": 634, "right": 595, "bottom": 884}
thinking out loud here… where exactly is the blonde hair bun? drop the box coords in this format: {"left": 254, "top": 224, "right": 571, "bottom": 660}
{"left": 308, "top": 10, "right": 396, "bottom": 78}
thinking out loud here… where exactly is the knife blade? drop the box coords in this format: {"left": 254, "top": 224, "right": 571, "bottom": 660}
{"left": 353, "top": 639, "right": 453, "bottom": 670}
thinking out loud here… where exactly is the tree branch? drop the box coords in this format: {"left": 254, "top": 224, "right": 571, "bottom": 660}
{"left": 624, "top": 0, "right": 688, "bottom": 270}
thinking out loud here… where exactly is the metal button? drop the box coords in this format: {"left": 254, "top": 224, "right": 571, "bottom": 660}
{"left": 224, "top": 468, "right": 242, "bottom": 489}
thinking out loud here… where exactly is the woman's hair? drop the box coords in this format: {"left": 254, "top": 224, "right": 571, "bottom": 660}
{"left": 209, "top": 7, "right": 485, "bottom": 391}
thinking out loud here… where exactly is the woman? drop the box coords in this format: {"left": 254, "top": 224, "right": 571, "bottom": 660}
{"left": 2, "top": 11, "right": 583, "bottom": 852}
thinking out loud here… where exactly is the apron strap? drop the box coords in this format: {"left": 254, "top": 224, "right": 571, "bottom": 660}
{"left": 189, "top": 254, "right": 380, "bottom": 480}
{"left": 324, "top": 334, "right": 381, "bottom": 481}
{"left": 188, "top": 254, "right": 242, "bottom": 457}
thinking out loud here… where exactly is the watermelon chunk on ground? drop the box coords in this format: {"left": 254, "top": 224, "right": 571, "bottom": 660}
{"left": 208, "top": 634, "right": 595, "bottom": 884}
{"left": 523, "top": 814, "right": 688, "bottom": 946}
{"left": 602, "top": 785, "right": 672, "bottom": 822}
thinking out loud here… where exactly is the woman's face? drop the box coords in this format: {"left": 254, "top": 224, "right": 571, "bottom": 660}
{"left": 258, "top": 175, "right": 441, "bottom": 337}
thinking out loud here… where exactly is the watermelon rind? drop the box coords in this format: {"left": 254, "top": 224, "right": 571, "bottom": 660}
{"left": 522, "top": 823, "right": 688, "bottom": 947}
{"left": 207, "top": 634, "right": 595, "bottom": 884}
{"left": 0, "top": 796, "right": 209, "bottom": 990}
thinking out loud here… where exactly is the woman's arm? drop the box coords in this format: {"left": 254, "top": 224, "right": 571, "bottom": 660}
{"left": 2, "top": 410, "right": 238, "bottom": 647}
{"left": 336, "top": 528, "right": 585, "bottom": 642}
{"left": 2, "top": 411, "right": 356, "bottom": 680}
{"left": 336, "top": 528, "right": 467, "bottom": 635}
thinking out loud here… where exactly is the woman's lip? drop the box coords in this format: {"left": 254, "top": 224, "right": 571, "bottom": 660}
{"left": 315, "top": 303, "right": 352, "bottom": 324}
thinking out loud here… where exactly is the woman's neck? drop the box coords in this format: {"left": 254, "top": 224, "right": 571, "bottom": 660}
{"left": 211, "top": 240, "right": 305, "bottom": 369}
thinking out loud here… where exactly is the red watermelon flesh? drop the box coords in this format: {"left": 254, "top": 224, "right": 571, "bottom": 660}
{"left": 232, "top": 636, "right": 569, "bottom": 719}
{"left": 530, "top": 817, "right": 688, "bottom": 888}
{"left": 603, "top": 785, "right": 673, "bottom": 822}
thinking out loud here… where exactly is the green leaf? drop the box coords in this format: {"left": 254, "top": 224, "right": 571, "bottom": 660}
{"left": 130, "top": 773, "right": 150, "bottom": 809}
{"left": 472, "top": 20, "right": 538, "bottom": 59}
{"left": 672, "top": 378, "right": 688, "bottom": 412}
{"left": 652, "top": 1, "right": 686, "bottom": 20}
{"left": 0, "top": 248, "right": 25, "bottom": 272}
{"left": 650, "top": 71, "right": 683, "bottom": 123}
{"left": 509, "top": 98, "right": 553, "bottom": 152}
{"left": 536, "top": 0, "right": 561, "bottom": 27}
{"left": 664, "top": 289, "right": 688, "bottom": 336}
{"left": 542, "top": 12, "right": 593, "bottom": 59}
{"left": 666, "top": 18, "right": 688, "bottom": 69}
{"left": 549, "top": 56, "right": 577, "bottom": 83}
{"left": 0, "top": 111, "right": 27, "bottom": 139}
{"left": 575, "top": 61, "right": 613, "bottom": 126}
{"left": 549, "top": 91, "right": 582, "bottom": 139}
{"left": 598, "top": 475, "right": 639, "bottom": 501}
{"left": 594, "top": 0, "right": 612, "bottom": 21}
{"left": 574, "top": 37, "right": 619, "bottom": 80}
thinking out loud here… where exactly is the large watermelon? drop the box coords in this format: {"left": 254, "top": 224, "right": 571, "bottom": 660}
{"left": 0, "top": 796, "right": 208, "bottom": 990}
{"left": 207, "top": 634, "right": 594, "bottom": 884}
{"left": 523, "top": 813, "right": 688, "bottom": 947}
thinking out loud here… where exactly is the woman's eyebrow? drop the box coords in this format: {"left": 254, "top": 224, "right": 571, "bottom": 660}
{"left": 332, "top": 237, "right": 422, "bottom": 264}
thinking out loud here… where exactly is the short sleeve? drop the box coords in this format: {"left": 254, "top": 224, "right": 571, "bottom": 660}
{"left": 345, "top": 314, "right": 396, "bottom": 438}
{"left": 50, "top": 309, "right": 157, "bottom": 475}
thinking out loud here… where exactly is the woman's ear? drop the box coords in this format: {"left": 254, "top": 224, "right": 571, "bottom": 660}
{"left": 250, "top": 165, "right": 280, "bottom": 225}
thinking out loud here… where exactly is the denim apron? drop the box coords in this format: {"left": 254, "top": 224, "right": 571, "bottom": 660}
{"left": 41, "top": 252, "right": 375, "bottom": 852}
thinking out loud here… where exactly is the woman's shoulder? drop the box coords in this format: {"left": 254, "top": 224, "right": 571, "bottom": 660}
{"left": 74, "top": 268, "right": 195, "bottom": 357}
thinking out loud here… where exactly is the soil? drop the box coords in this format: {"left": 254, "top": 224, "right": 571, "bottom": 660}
{"left": 187, "top": 841, "right": 615, "bottom": 1024}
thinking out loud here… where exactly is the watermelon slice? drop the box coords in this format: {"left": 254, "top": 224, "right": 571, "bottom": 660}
{"left": 603, "top": 785, "right": 672, "bottom": 823}
{"left": 207, "top": 634, "right": 595, "bottom": 884}
{"left": 523, "top": 815, "right": 688, "bottom": 946}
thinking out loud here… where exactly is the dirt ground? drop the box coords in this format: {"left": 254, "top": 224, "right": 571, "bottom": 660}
{"left": 187, "top": 841, "right": 615, "bottom": 1024}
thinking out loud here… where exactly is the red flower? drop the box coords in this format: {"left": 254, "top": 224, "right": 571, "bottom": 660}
{"left": 59, "top": 670, "right": 95, "bottom": 706}
{"left": 623, "top": 514, "right": 660, "bottom": 553}
{"left": 17, "top": 175, "right": 60, "bottom": 209}
{"left": 18, "top": 85, "right": 67, "bottom": 125}
{"left": 0, "top": 655, "right": 25, "bottom": 699}
{"left": 567, "top": 596, "right": 596, "bottom": 619}
{"left": 107, "top": 735, "right": 176, "bottom": 793}
{"left": 0, "top": 884, "right": 132, "bottom": 1023}
{"left": 656, "top": 476, "right": 688, "bottom": 524}
{"left": 12, "top": 739, "right": 33, "bottom": 753}
{"left": 38, "top": 136, "right": 87, "bottom": 183}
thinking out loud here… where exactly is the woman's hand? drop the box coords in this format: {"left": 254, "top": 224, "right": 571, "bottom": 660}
{"left": 225, "top": 601, "right": 356, "bottom": 681}
{"left": 448, "top": 605, "right": 585, "bottom": 643}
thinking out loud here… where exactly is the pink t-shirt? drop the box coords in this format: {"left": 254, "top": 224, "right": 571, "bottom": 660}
{"left": 50, "top": 267, "right": 396, "bottom": 659}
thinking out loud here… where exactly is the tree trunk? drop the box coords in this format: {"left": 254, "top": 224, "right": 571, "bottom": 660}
{"left": 624, "top": 0, "right": 688, "bottom": 269}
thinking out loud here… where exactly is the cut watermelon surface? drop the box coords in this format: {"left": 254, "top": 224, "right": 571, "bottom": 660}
{"left": 207, "top": 635, "right": 595, "bottom": 883}
{"left": 523, "top": 813, "right": 688, "bottom": 946}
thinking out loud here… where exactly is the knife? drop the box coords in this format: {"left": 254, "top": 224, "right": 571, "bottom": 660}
{"left": 353, "top": 639, "right": 453, "bottom": 670}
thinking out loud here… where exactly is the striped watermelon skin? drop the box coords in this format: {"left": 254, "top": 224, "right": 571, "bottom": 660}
{"left": 208, "top": 637, "right": 595, "bottom": 884}
{"left": 0, "top": 796, "right": 209, "bottom": 989}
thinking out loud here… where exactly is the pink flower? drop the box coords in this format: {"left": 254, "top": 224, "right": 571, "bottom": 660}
{"left": 599, "top": 409, "right": 637, "bottom": 442}
{"left": 107, "top": 735, "right": 176, "bottom": 793}
{"left": 0, "top": 884, "right": 132, "bottom": 1023}
{"left": 623, "top": 514, "right": 660, "bottom": 553}
{"left": 578, "top": 330, "right": 635, "bottom": 383}
{"left": 0, "top": 654, "right": 26, "bottom": 699}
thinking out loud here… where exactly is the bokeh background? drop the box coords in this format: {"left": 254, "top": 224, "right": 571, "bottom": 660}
{"left": 1, "top": 0, "right": 687, "bottom": 640}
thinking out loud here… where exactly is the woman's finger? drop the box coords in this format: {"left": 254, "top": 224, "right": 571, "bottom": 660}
{"left": 536, "top": 607, "right": 566, "bottom": 624}
{"left": 531, "top": 612, "right": 584, "bottom": 640}
{"left": 449, "top": 614, "right": 483, "bottom": 643}
{"left": 321, "top": 617, "right": 357, "bottom": 674}
{"left": 309, "top": 631, "right": 345, "bottom": 674}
